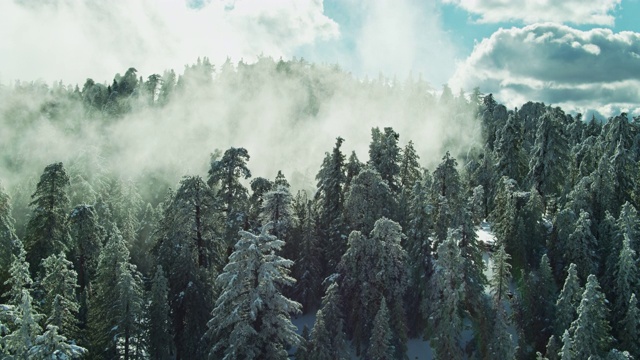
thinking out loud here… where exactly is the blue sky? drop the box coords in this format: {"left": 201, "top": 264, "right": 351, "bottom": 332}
{"left": 1, "top": 0, "right": 640, "bottom": 116}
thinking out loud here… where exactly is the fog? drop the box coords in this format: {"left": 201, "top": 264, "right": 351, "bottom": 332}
{"left": 0, "top": 57, "right": 481, "bottom": 199}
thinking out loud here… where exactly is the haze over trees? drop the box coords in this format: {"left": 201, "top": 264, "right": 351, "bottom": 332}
{"left": 1, "top": 57, "right": 639, "bottom": 359}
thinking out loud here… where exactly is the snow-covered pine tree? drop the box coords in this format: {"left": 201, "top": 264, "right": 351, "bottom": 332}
{"left": 308, "top": 282, "right": 349, "bottom": 360}
{"left": 491, "top": 244, "right": 512, "bottom": 303}
{"left": 430, "top": 229, "right": 464, "bottom": 360}
{"left": 569, "top": 274, "right": 612, "bottom": 359}
{"left": 488, "top": 304, "right": 516, "bottom": 360}
{"left": 565, "top": 210, "right": 598, "bottom": 282}
{"left": 114, "top": 260, "right": 146, "bottom": 360}
{"left": 554, "top": 263, "right": 583, "bottom": 337}
{"left": 0, "top": 182, "right": 20, "bottom": 302}
{"left": 494, "top": 112, "right": 527, "bottom": 184}
{"left": 344, "top": 168, "right": 395, "bottom": 234}
{"left": 28, "top": 324, "right": 87, "bottom": 359}
{"left": 366, "top": 298, "right": 394, "bottom": 360}
{"left": 40, "top": 252, "right": 80, "bottom": 342}
{"left": 368, "top": 127, "right": 401, "bottom": 193}
{"left": 315, "top": 137, "right": 347, "bottom": 273}
{"left": 344, "top": 151, "right": 363, "bottom": 195}
{"left": 613, "top": 234, "right": 638, "bottom": 327}
{"left": 204, "top": 224, "right": 301, "bottom": 360}
{"left": 260, "top": 183, "right": 293, "bottom": 241}
{"left": 208, "top": 147, "right": 252, "bottom": 252}
{"left": 24, "top": 162, "right": 71, "bottom": 275}
{"left": 559, "top": 330, "right": 572, "bottom": 360}
{"left": 545, "top": 335, "right": 559, "bottom": 360}
{"left": 4, "top": 289, "right": 43, "bottom": 358}
{"left": 154, "top": 175, "right": 220, "bottom": 359}
{"left": 148, "top": 265, "right": 173, "bottom": 360}
{"left": 618, "top": 293, "right": 639, "bottom": 358}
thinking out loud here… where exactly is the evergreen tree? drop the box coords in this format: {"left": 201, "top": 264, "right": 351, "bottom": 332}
{"left": 344, "top": 168, "right": 395, "bottom": 234}
{"left": 613, "top": 234, "right": 639, "bottom": 326}
{"left": 618, "top": 293, "right": 639, "bottom": 357}
{"left": 308, "top": 282, "right": 349, "bottom": 360}
{"left": 430, "top": 230, "right": 464, "bottom": 360}
{"left": 488, "top": 305, "right": 516, "bottom": 360}
{"left": 154, "top": 176, "right": 219, "bottom": 359}
{"left": 24, "top": 162, "right": 71, "bottom": 274}
{"left": 248, "top": 177, "right": 273, "bottom": 230}
{"left": 3, "top": 290, "right": 43, "bottom": 359}
{"left": 315, "top": 137, "right": 347, "bottom": 273}
{"left": 431, "top": 151, "right": 462, "bottom": 208}
{"left": 559, "top": 330, "right": 572, "bottom": 360}
{"left": 397, "top": 141, "right": 421, "bottom": 229}
{"left": 204, "top": 225, "right": 302, "bottom": 360}
{"left": 555, "top": 263, "right": 583, "bottom": 337}
{"left": 260, "top": 184, "right": 293, "bottom": 241}
{"left": 569, "top": 274, "right": 612, "bottom": 359}
{"left": 4, "top": 241, "right": 32, "bottom": 308}
{"left": 527, "top": 111, "right": 570, "bottom": 208}
{"left": 491, "top": 244, "right": 512, "bottom": 303}
{"left": 545, "top": 335, "right": 559, "bottom": 360}
{"left": 368, "top": 127, "right": 401, "bottom": 192}
{"left": 494, "top": 112, "right": 527, "bottom": 183}
{"left": 366, "top": 299, "right": 394, "bottom": 360}
{"left": 28, "top": 324, "right": 87, "bottom": 359}
{"left": 344, "top": 151, "right": 363, "bottom": 194}
{"left": 565, "top": 210, "right": 598, "bottom": 282}
{"left": 40, "top": 252, "right": 80, "bottom": 341}
{"left": 148, "top": 265, "right": 173, "bottom": 360}
{"left": 114, "top": 260, "right": 146, "bottom": 360}
{"left": 0, "top": 182, "right": 20, "bottom": 303}
{"left": 208, "top": 147, "right": 251, "bottom": 252}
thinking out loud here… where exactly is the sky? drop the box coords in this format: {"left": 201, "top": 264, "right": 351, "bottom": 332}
{"left": 1, "top": 0, "right": 640, "bottom": 117}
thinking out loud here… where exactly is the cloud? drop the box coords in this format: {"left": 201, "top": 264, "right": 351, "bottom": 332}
{"left": 0, "top": 0, "right": 339, "bottom": 85}
{"left": 449, "top": 23, "right": 640, "bottom": 116}
{"left": 442, "top": 0, "right": 621, "bottom": 25}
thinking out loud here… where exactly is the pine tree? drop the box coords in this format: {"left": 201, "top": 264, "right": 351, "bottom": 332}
{"left": 431, "top": 151, "right": 462, "bottom": 210}
{"left": 260, "top": 184, "right": 293, "bottom": 241}
{"left": 0, "top": 182, "right": 20, "bottom": 303}
{"left": 555, "top": 263, "right": 583, "bottom": 337}
{"left": 613, "top": 234, "right": 639, "bottom": 326}
{"left": 494, "top": 113, "right": 527, "bottom": 184}
{"left": 618, "top": 293, "right": 639, "bottom": 357}
{"left": 148, "top": 265, "right": 173, "bottom": 360}
{"left": 248, "top": 177, "right": 273, "bottom": 230}
{"left": 208, "top": 147, "right": 252, "bottom": 252}
{"left": 24, "top": 162, "right": 71, "bottom": 275}
{"left": 366, "top": 299, "right": 394, "bottom": 360}
{"left": 154, "top": 176, "right": 219, "bottom": 359}
{"left": 527, "top": 110, "right": 570, "bottom": 208}
{"left": 368, "top": 127, "right": 401, "bottom": 192}
{"left": 488, "top": 305, "right": 516, "bottom": 360}
{"left": 344, "top": 151, "right": 363, "bottom": 195}
{"left": 569, "top": 274, "right": 612, "bottom": 359}
{"left": 565, "top": 210, "right": 598, "bottom": 282}
{"left": 308, "top": 282, "right": 349, "bottom": 360}
{"left": 559, "top": 330, "right": 572, "bottom": 360}
{"left": 315, "top": 137, "right": 347, "bottom": 273}
{"left": 205, "top": 225, "right": 302, "bottom": 360}
{"left": 344, "top": 168, "right": 395, "bottom": 234}
{"left": 545, "top": 335, "right": 559, "bottom": 360}
{"left": 114, "top": 260, "right": 146, "bottom": 360}
{"left": 40, "top": 252, "right": 80, "bottom": 341}
{"left": 491, "top": 244, "right": 512, "bottom": 303}
{"left": 4, "top": 241, "right": 32, "bottom": 308}
{"left": 28, "top": 324, "right": 87, "bottom": 359}
{"left": 4, "top": 290, "right": 43, "bottom": 359}
{"left": 430, "top": 230, "right": 464, "bottom": 360}
{"left": 397, "top": 141, "right": 421, "bottom": 229}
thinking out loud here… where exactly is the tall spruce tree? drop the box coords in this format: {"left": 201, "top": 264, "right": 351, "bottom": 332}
{"left": 0, "top": 182, "right": 20, "bottom": 303}
{"left": 368, "top": 127, "right": 401, "bottom": 192}
{"left": 40, "top": 252, "right": 80, "bottom": 342}
{"left": 24, "top": 162, "right": 71, "bottom": 275}
{"left": 308, "top": 282, "right": 349, "bottom": 360}
{"left": 204, "top": 225, "right": 301, "bottom": 360}
{"left": 554, "top": 263, "right": 583, "bottom": 337}
{"left": 569, "top": 274, "right": 612, "bottom": 359}
{"left": 618, "top": 293, "right": 639, "bottom": 358}
{"left": 366, "top": 298, "right": 395, "bottom": 360}
{"left": 148, "top": 265, "right": 173, "bottom": 360}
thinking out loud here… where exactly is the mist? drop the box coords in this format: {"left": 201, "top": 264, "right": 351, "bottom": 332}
{"left": 0, "top": 57, "right": 481, "bottom": 202}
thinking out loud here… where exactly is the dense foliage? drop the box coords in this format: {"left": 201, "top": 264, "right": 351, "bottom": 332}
{"left": 1, "top": 57, "right": 639, "bottom": 359}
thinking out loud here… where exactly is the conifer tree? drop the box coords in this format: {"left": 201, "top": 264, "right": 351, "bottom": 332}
{"left": 494, "top": 113, "right": 527, "bottom": 184}
{"left": 397, "top": 141, "right": 421, "bottom": 229}
{"left": 0, "top": 182, "right": 20, "bottom": 302}
{"left": 28, "top": 324, "right": 87, "bottom": 359}
{"left": 308, "top": 282, "right": 349, "bottom": 360}
{"left": 488, "top": 305, "right": 516, "bottom": 360}
{"left": 565, "top": 210, "right": 598, "bottom": 282}
{"left": 4, "top": 241, "right": 32, "bottom": 308}
{"left": 555, "top": 263, "right": 583, "bottom": 337}
{"left": 205, "top": 225, "right": 301, "bottom": 360}
{"left": 148, "top": 265, "right": 173, "bottom": 360}
{"left": 366, "top": 299, "right": 394, "bottom": 360}
{"left": 613, "top": 234, "right": 638, "bottom": 326}
{"left": 260, "top": 184, "right": 293, "bottom": 241}
{"left": 154, "top": 176, "right": 219, "bottom": 359}
{"left": 559, "top": 330, "right": 572, "bottom": 360}
{"left": 545, "top": 335, "right": 559, "bottom": 360}
{"left": 344, "top": 168, "right": 394, "bottom": 234}
{"left": 569, "top": 274, "right": 612, "bottom": 359}
{"left": 114, "top": 260, "right": 146, "bottom": 360}
{"left": 3, "top": 290, "right": 43, "bottom": 359}
{"left": 491, "top": 244, "right": 512, "bottom": 303}
{"left": 368, "top": 127, "right": 401, "bottom": 192}
{"left": 344, "top": 151, "right": 363, "bottom": 194}
{"left": 40, "top": 252, "right": 80, "bottom": 341}
{"left": 208, "top": 147, "right": 252, "bottom": 252}
{"left": 430, "top": 230, "right": 464, "bottom": 360}
{"left": 618, "top": 293, "right": 639, "bottom": 358}
{"left": 24, "top": 162, "right": 71, "bottom": 274}
{"left": 315, "top": 137, "right": 347, "bottom": 273}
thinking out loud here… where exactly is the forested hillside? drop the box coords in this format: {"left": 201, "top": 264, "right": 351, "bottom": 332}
{"left": 0, "top": 58, "right": 639, "bottom": 359}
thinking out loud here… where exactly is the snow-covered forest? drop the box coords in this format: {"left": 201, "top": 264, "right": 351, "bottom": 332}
{"left": 0, "top": 58, "right": 639, "bottom": 360}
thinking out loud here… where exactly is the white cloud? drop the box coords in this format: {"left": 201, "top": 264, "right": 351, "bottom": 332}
{"left": 0, "top": 0, "right": 339, "bottom": 84}
{"left": 443, "top": 0, "right": 621, "bottom": 25}
{"left": 450, "top": 23, "right": 640, "bottom": 116}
